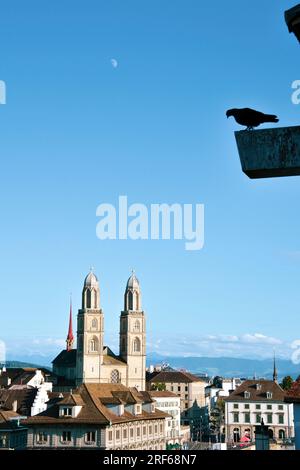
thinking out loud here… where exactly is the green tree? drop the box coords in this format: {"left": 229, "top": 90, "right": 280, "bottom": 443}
{"left": 280, "top": 375, "right": 294, "bottom": 390}
{"left": 151, "top": 382, "right": 166, "bottom": 391}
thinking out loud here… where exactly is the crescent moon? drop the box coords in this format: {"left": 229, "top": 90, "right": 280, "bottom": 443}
{"left": 111, "top": 59, "right": 118, "bottom": 68}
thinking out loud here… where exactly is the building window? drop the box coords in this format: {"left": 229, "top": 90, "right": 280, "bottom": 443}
{"left": 255, "top": 404, "right": 261, "bottom": 410}
{"left": 137, "top": 427, "right": 140, "bottom": 437}
{"left": 244, "top": 404, "right": 250, "bottom": 409}
{"left": 278, "top": 405, "right": 283, "bottom": 411}
{"left": 245, "top": 413, "right": 250, "bottom": 423}
{"left": 154, "top": 425, "right": 158, "bottom": 434}
{"left": 256, "top": 414, "right": 261, "bottom": 424}
{"left": 185, "top": 394, "right": 188, "bottom": 400}
{"left": 233, "top": 413, "right": 239, "bottom": 423}
{"left": 85, "top": 431, "right": 96, "bottom": 443}
{"left": 267, "top": 414, "right": 272, "bottom": 424}
{"left": 37, "top": 432, "right": 47, "bottom": 444}
{"left": 178, "top": 386, "right": 181, "bottom": 392}
{"left": 185, "top": 386, "right": 188, "bottom": 392}
{"left": 111, "top": 369, "right": 120, "bottom": 384}
{"left": 134, "top": 320, "right": 140, "bottom": 332}
{"left": 86, "top": 289, "right": 91, "bottom": 308}
{"left": 62, "top": 431, "right": 71, "bottom": 443}
{"left": 133, "top": 337, "right": 141, "bottom": 353}
{"left": 244, "top": 391, "right": 250, "bottom": 399}
{"left": 116, "top": 430, "right": 120, "bottom": 440}
{"left": 267, "top": 404, "right": 272, "bottom": 410}
{"left": 185, "top": 403, "right": 188, "bottom": 409}
{"left": 130, "top": 428, "right": 134, "bottom": 439}
{"left": 279, "top": 429, "right": 285, "bottom": 439}
{"left": 123, "top": 429, "right": 127, "bottom": 439}
{"left": 149, "top": 425, "right": 152, "bottom": 435}
{"left": 233, "top": 404, "right": 239, "bottom": 409}
{"left": 91, "top": 318, "right": 98, "bottom": 329}
{"left": 160, "top": 423, "right": 163, "bottom": 433}
{"left": 62, "top": 407, "right": 72, "bottom": 416}
{"left": 143, "top": 426, "right": 147, "bottom": 436}
{"left": 89, "top": 337, "right": 98, "bottom": 352}
{"left": 266, "top": 391, "right": 273, "bottom": 399}
{"left": 108, "top": 431, "right": 113, "bottom": 441}
{"left": 278, "top": 415, "right": 284, "bottom": 425}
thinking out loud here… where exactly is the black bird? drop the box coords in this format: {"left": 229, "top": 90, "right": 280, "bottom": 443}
{"left": 226, "top": 107, "right": 279, "bottom": 130}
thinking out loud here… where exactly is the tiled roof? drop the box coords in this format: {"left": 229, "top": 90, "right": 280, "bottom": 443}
{"left": 147, "top": 370, "right": 203, "bottom": 384}
{"left": 0, "top": 409, "right": 25, "bottom": 430}
{"left": 24, "top": 383, "right": 169, "bottom": 426}
{"left": 0, "top": 387, "right": 38, "bottom": 415}
{"left": 150, "top": 391, "right": 179, "bottom": 398}
{"left": 58, "top": 393, "right": 85, "bottom": 406}
{"left": 285, "top": 378, "right": 300, "bottom": 403}
{"left": 224, "top": 380, "right": 285, "bottom": 402}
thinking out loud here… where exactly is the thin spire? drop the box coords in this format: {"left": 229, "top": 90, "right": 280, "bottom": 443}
{"left": 66, "top": 295, "right": 74, "bottom": 352}
{"left": 273, "top": 349, "right": 278, "bottom": 383}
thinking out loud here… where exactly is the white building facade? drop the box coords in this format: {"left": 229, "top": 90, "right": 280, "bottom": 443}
{"left": 224, "top": 380, "right": 294, "bottom": 443}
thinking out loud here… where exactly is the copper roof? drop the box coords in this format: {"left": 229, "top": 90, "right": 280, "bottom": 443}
{"left": 224, "top": 380, "right": 285, "bottom": 402}
{"left": 52, "top": 349, "right": 77, "bottom": 366}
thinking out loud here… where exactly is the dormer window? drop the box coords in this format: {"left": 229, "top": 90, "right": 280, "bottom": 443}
{"left": 244, "top": 391, "right": 250, "bottom": 399}
{"left": 266, "top": 391, "right": 273, "bottom": 399}
{"left": 151, "top": 403, "right": 155, "bottom": 413}
{"left": 61, "top": 407, "right": 72, "bottom": 416}
{"left": 255, "top": 384, "right": 261, "bottom": 390}
{"left": 135, "top": 404, "right": 141, "bottom": 415}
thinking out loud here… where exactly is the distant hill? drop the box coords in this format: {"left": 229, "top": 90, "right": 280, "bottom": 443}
{"left": 3, "top": 360, "right": 51, "bottom": 371}
{"left": 5, "top": 354, "right": 300, "bottom": 380}
{"left": 147, "top": 353, "right": 300, "bottom": 380}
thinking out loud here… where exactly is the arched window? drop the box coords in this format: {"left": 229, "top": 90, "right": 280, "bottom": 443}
{"left": 133, "top": 337, "right": 141, "bottom": 353}
{"left": 122, "top": 338, "right": 126, "bottom": 353}
{"left": 233, "top": 428, "right": 240, "bottom": 443}
{"left": 86, "top": 289, "right": 91, "bottom": 309}
{"left": 93, "top": 290, "right": 98, "bottom": 308}
{"left": 89, "top": 336, "right": 98, "bottom": 352}
{"left": 128, "top": 291, "right": 133, "bottom": 310}
{"left": 279, "top": 429, "right": 285, "bottom": 439}
{"left": 111, "top": 369, "right": 120, "bottom": 383}
{"left": 133, "top": 291, "right": 139, "bottom": 310}
{"left": 134, "top": 320, "right": 140, "bottom": 332}
{"left": 92, "top": 318, "right": 98, "bottom": 329}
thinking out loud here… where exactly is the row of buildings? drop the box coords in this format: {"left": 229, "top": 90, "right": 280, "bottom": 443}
{"left": 1, "top": 269, "right": 300, "bottom": 450}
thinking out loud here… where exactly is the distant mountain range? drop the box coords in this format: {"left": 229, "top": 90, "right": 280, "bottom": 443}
{"left": 4, "top": 353, "right": 300, "bottom": 380}
{"left": 147, "top": 353, "right": 300, "bottom": 380}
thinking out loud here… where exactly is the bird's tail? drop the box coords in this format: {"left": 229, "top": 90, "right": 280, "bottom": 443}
{"left": 263, "top": 114, "right": 279, "bottom": 123}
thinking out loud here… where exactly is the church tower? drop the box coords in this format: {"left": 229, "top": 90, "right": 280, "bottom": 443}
{"left": 76, "top": 270, "right": 104, "bottom": 384}
{"left": 119, "top": 272, "right": 146, "bottom": 391}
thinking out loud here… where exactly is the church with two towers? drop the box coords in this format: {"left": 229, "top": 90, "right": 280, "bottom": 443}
{"left": 52, "top": 270, "right": 146, "bottom": 391}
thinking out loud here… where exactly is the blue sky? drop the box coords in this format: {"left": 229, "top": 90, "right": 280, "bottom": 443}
{"left": 1, "top": 0, "right": 300, "bottom": 363}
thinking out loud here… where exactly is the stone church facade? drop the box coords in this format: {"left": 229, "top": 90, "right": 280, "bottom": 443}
{"left": 53, "top": 271, "right": 146, "bottom": 391}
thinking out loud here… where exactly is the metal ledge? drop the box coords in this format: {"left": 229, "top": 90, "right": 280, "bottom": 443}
{"left": 235, "top": 125, "right": 300, "bottom": 179}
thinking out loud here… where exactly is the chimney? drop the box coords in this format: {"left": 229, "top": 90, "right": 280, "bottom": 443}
{"left": 12, "top": 400, "right": 18, "bottom": 412}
